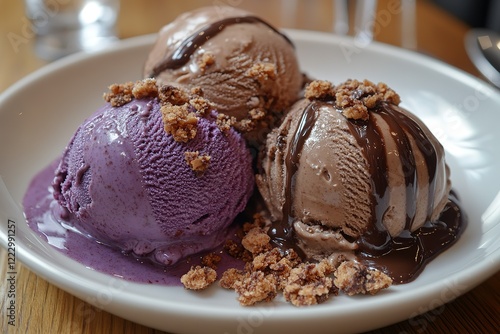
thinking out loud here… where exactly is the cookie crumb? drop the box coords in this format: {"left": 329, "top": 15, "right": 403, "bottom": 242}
{"left": 190, "top": 86, "right": 204, "bottom": 97}
{"left": 246, "top": 62, "right": 277, "bottom": 83}
{"left": 304, "top": 80, "right": 335, "bottom": 100}
{"left": 216, "top": 113, "right": 236, "bottom": 132}
{"left": 248, "top": 108, "right": 266, "bottom": 121}
{"left": 103, "top": 82, "right": 134, "bottom": 107}
{"left": 158, "top": 85, "right": 190, "bottom": 106}
{"left": 241, "top": 227, "right": 272, "bottom": 255}
{"left": 304, "top": 79, "right": 401, "bottom": 121}
{"left": 198, "top": 52, "right": 216, "bottom": 71}
{"left": 220, "top": 268, "right": 245, "bottom": 289}
{"left": 335, "top": 79, "right": 400, "bottom": 120}
{"left": 161, "top": 104, "right": 198, "bottom": 142}
{"left": 181, "top": 210, "right": 392, "bottom": 306}
{"left": 189, "top": 97, "right": 212, "bottom": 116}
{"left": 234, "top": 117, "right": 262, "bottom": 134}
{"left": 181, "top": 265, "right": 217, "bottom": 290}
{"left": 132, "top": 78, "right": 158, "bottom": 99}
{"left": 334, "top": 261, "right": 392, "bottom": 295}
{"left": 201, "top": 252, "right": 221, "bottom": 270}
{"left": 233, "top": 271, "right": 277, "bottom": 306}
{"left": 224, "top": 239, "right": 253, "bottom": 262}
{"left": 184, "top": 151, "right": 211, "bottom": 174}
{"left": 283, "top": 259, "right": 337, "bottom": 306}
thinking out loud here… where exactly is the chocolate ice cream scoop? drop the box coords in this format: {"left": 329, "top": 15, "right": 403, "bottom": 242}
{"left": 256, "top": 79, "right": 465, "bottom": 283}
{"left": 143, "top": 6, "right": 303, "bottom": 145}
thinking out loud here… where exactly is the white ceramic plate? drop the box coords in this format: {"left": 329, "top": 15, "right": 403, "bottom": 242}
{"left": 1, "top": 30, "right": 499, "bottom": 334}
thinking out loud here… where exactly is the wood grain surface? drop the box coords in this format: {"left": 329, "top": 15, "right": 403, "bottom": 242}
{"left": 1, "top": 0, "right": 498, "bottom": 333}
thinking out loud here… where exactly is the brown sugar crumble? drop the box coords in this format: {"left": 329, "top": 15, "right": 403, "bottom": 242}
{"left": 233, "top": 271, "right": 278, "bottom": 306}
{"left": 180, "top": 265, "right": 217, "bottom": 290}
{"left": 161, "top": 104, "right": 198, "bottom": 142}
{"left": 283, "top": 260, "right": 338, "bottom": 306}
{"left": 189, "top": 97, "right": 212, "bottom": 116}
{"left": 131, "top": 78, "right": 158, "bottom": 99}
{"left": 334, "top": 261, "right": 392, "bottom": 296}
{"left": 201, "top": 252, "right": 221, "bottom": 270}
{"left": 216, "top": 113, "right": 237, "bottom": 132}
{"left": 241, "top": 227, "right": 271, "bottom": 255}
{"left": 305, "top": 79, "right": 401, "bottom": 121}
{"left": 246, "top": 62, "right": 277, "bottom": 83}
{"left": 181, "top": 212, "right": 392, "bottom": 306}
{"left": 198, "top": 52, "right": 216, "bottom": 71}
{"left": 103, "top": 82, "right": 135, "bottom": 107}
{"left": 158, "top": 84, "right": 189, "bottom": 106}
{"left": 102, "top": 79, "right": 245, "bottom": 143}
{"left": 184, "top": 151, "right": 211, "bottom": 175}
{"left": 304, "top": 80, "right": 335, "bottom": 100}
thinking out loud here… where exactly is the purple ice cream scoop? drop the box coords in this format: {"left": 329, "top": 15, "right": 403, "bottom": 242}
{"left": 53, "top": 95, "right": 254, "bottom": 266}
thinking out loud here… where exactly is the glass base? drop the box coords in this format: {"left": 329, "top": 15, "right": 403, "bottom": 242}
{"left": 34, "top": 25, "right": 118, "bottom": 61}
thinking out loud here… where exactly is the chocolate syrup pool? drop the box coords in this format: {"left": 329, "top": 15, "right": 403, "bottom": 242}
{"left": 23, "top": 160, "right": 243, "bottom": 286}
{"left": 268, "top": 100, "right": 466, "bottom": 284}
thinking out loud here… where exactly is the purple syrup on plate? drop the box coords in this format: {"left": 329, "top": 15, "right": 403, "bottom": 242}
{"left": 23, "top": 161, "right": 244, "bottom": 286}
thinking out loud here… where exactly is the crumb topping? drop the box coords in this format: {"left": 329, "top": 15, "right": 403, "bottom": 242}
{"left": 184, "top": 151, "right": 211, "bottom": 174}
{"left": 179, "top": 210, "right": 392, "bottom": 306}
{"left": 233, "top": 271, "right": 278, "bottom": 306}
{"left": 248, "top": 108, "right": 266, "bottom": 122}
{"left": 189, "top": 97, "right": 212, "bottom": 116}
{"left": 334, "top": 261, "right": 392, "bottom": 295}
{"left": 103, "top": 79, "right": 160, "bottom": 107}
{"left": 220, "top": 268, "right": 246, "bottom": 289}
{"left": 246, "top": 62, "right": 277, "bottom": 83}
{"left": 233, "top": 118, "right": 255, "bottom": 133}
{"left": 190, "top": 86, "right": 204, "bottom": 97}
{"left": 283, "top": 260, "right": 338, "bottom": 306}
{"left": 160, "top": 104, "right": 198, "bottom": 142}
{"left": 198, "top": 52, "right": 216, "bottom": 71}
{"left": 241, "top": 227, "right": 271, "bottom": 255}
{"left": 103, "top": 79, "right": 237, "bottom": 143}
{"left": 304, "top": 80, "right": 335, "bottom": 100}
{"left": 103, "top": 82, "right": 134, "bottom": 107}
{"left": 216, "top": 113, "right": 237, "bottom": 132}
{"left": 201, "top": 252, "right": 221, "bottom": 270}
{"left": 131, "top": 78, "right": 158, "bottom": 99}
{"left": 158, "top": 85, "right": 189, "bottom": 106}
{"left": 304, "top": 79, "right": 401, "bottom": 121}
{"left": 223, "top": 239, "right": 253, "bottom": 263}
{"left": 181, "top": 265, "right": 217, "bottom": 290}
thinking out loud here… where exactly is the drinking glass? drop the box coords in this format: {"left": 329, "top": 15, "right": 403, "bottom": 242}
{"left": 24, "top": 0, "right": 120, "bottom": 60}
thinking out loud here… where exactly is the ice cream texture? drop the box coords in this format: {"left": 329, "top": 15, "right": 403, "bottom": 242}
{"left": 256, "top": 79, "right": 464, "bottom": 283}
{"left": 143, "top": 6, "right": 303, "bottom": 143}
{"left": 52, "top": 79, "right": 254, "bottom": 266}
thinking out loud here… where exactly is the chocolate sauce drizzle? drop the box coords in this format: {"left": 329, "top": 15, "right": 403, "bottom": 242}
{"left": 268, "top": 100, "right": 465, "bottom": 284}
{"left": 268, "top": 101, "right": 319, "bottom": 256}
{"left": 148, "top": 16, "right": 294, "bottom": 77}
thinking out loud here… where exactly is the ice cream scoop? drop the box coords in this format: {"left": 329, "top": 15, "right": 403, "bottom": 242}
{"left": 256, "top": 79, "right": 464, "bottom": 283}
{"left": 53, "top": 79, "right": 254, "bottom": 266}
{"left": 143, "top": 6, "right": 303, "bottom": 144}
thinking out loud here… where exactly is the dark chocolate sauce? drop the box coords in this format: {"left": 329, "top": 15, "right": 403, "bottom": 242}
{"left": 358, "top": 192, "right": 464, "bottom": 284}
{"left": 149, "top": 16, "right": 294, "bottom": 77}
{"left": 267, "top": 100, "right": 466, "bottom": 284}
{"left": 268, "top": 101, "right": 319, "bottom": 256}
{"left": 348, "top": 102, "right": 440, "bottom": 256}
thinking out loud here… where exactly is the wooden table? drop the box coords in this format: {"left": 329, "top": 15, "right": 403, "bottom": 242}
{"left": 0, "top": 0, "right": 498, "bottom": 333}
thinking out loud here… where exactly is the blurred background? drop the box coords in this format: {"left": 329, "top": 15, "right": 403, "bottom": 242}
{"left": 2, "top": 0, "right": 498, "bottom": 92}
{"left": 433, "top": 0, "right": 499, "bottom": 32}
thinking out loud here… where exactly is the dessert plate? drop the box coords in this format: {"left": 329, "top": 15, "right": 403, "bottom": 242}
{"left": 1, "top": 30, "right": 499, "bottom": 334}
